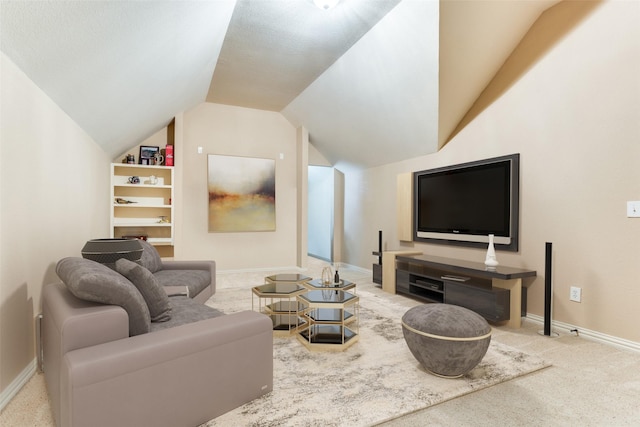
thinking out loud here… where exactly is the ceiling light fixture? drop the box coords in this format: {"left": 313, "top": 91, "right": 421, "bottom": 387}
{"left": 313, "top": 0, "right": 339, "bottom": 11}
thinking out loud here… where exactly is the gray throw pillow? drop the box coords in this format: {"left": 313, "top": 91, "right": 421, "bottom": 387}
{"left": 56, "top": 257, "right": 151, "bottom": 336}
{"left": 138, "top": 239, "right": 163, "bottom": 273}
{"left": 116, "top": 258, "right": 172, "bottom": 322}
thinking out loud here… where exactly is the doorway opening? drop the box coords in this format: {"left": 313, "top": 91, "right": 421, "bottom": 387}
{"left": 307, "top": 166, "right": 343, "bottom": 263}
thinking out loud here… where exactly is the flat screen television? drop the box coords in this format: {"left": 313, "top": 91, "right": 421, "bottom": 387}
{"left": 413, "top": 154, "right": 519, "bottom": 251}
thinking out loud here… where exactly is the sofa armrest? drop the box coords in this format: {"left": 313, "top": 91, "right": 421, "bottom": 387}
{"left": 161, "top": 259, "right": 215, "bottom": 272}
{"left": 42, "top": 283, "right": 129, "bottom": 427}
{"left": 43, "top": 283, "right": 129, "bottom": 354}
{"left": 161, "top": 260, "right": 216, "bottom": 294}
{"left": 60, "top": 310, "right": 273, "bottom": 427}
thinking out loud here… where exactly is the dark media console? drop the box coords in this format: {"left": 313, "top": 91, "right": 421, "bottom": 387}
{"left": 395, "top": 254, "right": 536, "bottom": 327}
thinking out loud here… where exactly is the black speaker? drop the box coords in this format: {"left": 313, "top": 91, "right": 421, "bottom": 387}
{"left": 372, "top": 230, "right": 383, "bottom": 286}
{"left": 540, "top": 242, "right": 558, "bottom": 337}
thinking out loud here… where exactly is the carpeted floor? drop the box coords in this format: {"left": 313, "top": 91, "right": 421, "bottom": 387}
{"left": 203, "top": 284, "right": 549, "bottom": 426}
{"left": 0, "top": 260, "right": 550, "bottom": 426}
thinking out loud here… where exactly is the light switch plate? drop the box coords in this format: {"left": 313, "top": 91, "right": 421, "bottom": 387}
{"left": 627, "top": 201, "right": 640, "bottom": 217}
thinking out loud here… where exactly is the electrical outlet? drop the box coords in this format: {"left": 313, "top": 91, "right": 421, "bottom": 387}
{"left": 628, "top": 201, "right": 640, "bottom": 217}
{"left": 570, "top": 286, "right": 582, "bottom": 302}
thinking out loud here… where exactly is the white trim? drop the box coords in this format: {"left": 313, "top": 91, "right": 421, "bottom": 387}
{"left": 339, "top": 263, "right": 371, "bottom": 275}
{"left": 526, "top": 314, "right": 640, "bottom": 353}
{"left": 0, "top": 358, "right": 37, "bottom": 411}
{"left": 330, "top": 266, "right": 640, "bottom": 353}
{"left": 218, "top": 262, "right": 371, "bottom": 276}
{"left": 218, "top": 265, "right": 305, "bottom": 274}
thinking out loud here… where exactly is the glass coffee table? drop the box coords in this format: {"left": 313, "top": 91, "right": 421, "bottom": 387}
{"left": 304, "top": 278, "right": 356, "bottom": 293}
{"left": 252, "top": 282, "right": 308, "bottom": 335}
{"left": 297, "top": 289, "right": 359, "bottom": 351}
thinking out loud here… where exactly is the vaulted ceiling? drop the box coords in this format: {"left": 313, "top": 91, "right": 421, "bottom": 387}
{"left": 0, "top": 0, "right": 559, "bottom": 168}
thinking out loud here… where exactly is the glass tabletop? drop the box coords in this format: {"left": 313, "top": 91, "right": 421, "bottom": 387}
{"left": 253, "top": 283, "right": 305, "bottom": 295}
{"left": 265, "top": 273, "right": 312, "bottom": 283}
{"left": 299, "top": 290, "right": 357, "bottom": 304}
{"left": 306, "top": 278, "right": 354, "bottom": 289}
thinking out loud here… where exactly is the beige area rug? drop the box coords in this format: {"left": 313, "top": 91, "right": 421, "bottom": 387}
{"left": 204, "top": 285, "right": 551, "bottom": 427}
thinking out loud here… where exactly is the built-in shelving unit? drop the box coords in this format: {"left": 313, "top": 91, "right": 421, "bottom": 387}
{"left": 110, "top": 163, "right": 174, "bottom": 257}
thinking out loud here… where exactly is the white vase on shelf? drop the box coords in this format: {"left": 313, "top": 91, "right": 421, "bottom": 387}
{"left": 484, "top": 234, "right": 499, "bottom": 269}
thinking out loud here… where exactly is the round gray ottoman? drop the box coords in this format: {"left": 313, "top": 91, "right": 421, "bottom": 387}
{"left": 401, "top": 304, "right": 491, "bottom": 378}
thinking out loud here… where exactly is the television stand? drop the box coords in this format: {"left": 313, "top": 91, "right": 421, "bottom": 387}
{"left": 394, "top": 254, "right": 536, "bottom": 328}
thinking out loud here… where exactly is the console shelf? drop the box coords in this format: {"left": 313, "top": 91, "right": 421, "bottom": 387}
{"left": 395, "top": 255, "right": 536, "bottom": 327}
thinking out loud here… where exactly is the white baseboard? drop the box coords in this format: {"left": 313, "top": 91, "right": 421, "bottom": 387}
{"left": 339, "top": 263, "right": 372, "bottom": 275}
{"left": 321, "top": 265, "right": 640, "bottom": 354}
{"left": 526, "top": 314, "right": 640, "bottom": 353}
{"left": 218, "top": 265, "right": 304, "bottom": 274}
{"left": 222, "top": 263, "right": 640, "bottom": 354}
{"left": 0, "top": 358, "right": 37, "bottom": 412}
{"left": 219, "top": 262, "right": 370, "bottom": 275}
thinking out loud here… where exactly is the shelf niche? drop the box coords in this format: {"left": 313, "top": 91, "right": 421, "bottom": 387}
{"left": 110, "top": 163, "right": 174, "bottom": 258}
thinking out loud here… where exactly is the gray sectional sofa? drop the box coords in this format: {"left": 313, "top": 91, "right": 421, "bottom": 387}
{"left": 42, "top": 241, "right": 273, "bottom": 427}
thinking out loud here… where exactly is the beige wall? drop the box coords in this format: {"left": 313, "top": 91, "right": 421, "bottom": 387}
{"left": 0, "top": 53, "right": 110, "bottom": 394}
{"left": 178, "top": 102, "right": 299, "bottom": 270}
{"left": 341, "top": 0, "right": 640, "bottom": 343}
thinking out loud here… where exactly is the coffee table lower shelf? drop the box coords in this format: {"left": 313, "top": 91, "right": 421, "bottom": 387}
{"left": 269, "top": 314, "right": 307, "bottom": 334}
{"left": 252, "top": 282, "right": 308, "bottom": 336}
{"left": 297, "top": 325, "right": 358, "bottom": 351}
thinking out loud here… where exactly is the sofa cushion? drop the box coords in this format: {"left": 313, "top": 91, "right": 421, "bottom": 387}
{"left": 138, "top": 239, "right": 163, "bottom": 273}
{"left": 154, "top": 270, "right": 211, "bottom": 298}
{"left": 150, "top": 297, "right": 225, "bottom": 332}
{"left": 56, "top": 257, "right": 151, "bottom": 336}
{"left": 115, "top": 258, "right": 172, "bottom": 322}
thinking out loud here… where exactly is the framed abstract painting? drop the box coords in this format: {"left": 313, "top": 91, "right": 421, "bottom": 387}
{"left": 207, "top": 154, "right": 276, "bottom": 232}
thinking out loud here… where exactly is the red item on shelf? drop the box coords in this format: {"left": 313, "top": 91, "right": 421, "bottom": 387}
{"left": 165, "top": 145, "right": 174, "bottom": 166}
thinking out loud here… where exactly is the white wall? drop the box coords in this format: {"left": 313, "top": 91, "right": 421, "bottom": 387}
{"left": 0, "top": 53, "right": 110, "bottom": 395}
{"left": 178, "top": 103, "right": 299, "bottom": 270}
{"left": 340, "top": 1, "right": 640, "bottom": 343}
